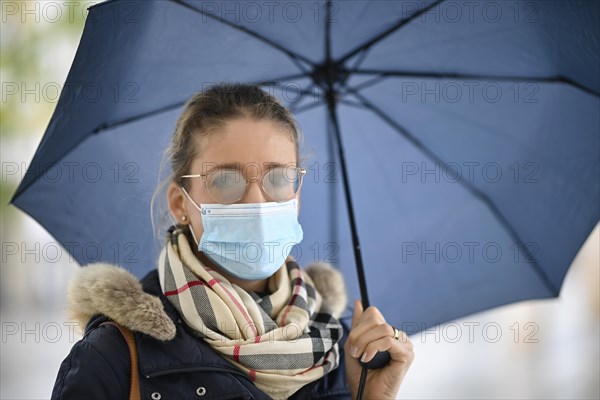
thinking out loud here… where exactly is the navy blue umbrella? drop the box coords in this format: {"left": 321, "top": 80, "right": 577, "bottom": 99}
{"left": 10, "top": 0, "right": 600, "bottom": 334}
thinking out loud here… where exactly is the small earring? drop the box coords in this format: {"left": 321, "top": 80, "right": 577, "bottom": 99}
{"left": 181, "top": 215, "right": 188, "bottom": 222}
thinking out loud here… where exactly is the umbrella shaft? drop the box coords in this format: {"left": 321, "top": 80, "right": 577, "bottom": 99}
{"left": 326, "top": 93, "right": 370, "bottom": 309}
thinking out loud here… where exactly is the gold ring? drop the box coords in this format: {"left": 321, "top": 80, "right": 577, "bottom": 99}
{"left": 393, "top": 326, "right": 400, "bottom": 341}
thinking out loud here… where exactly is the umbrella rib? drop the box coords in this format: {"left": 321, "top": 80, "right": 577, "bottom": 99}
{"left": 257, "top": 73, "right": 313, "bottom": 86}
{"left": 340, "top": 75, "right": 388, "bottom": 97}
{"left": 347, "top": 88, "right": 560, "bottom": 297}
{"left": 336, "top": 0, "right": 446, "bottom": 65}
{"left": 348, "top": 69, "right": 600, "bottom": 97}
{"left": 267, "top": 81, "right": 316, "bottom": 100}
{"left": 260, "top": 78, "right": 318, "bottom": 110}
{"left": 290, "top": 99, "right": 323, "bottom": 115}
{"left": 170, "top": 0, "right": 315, "bottom": 75}
{"left": 339, "top": 99, "right": 369, "bottom": 109}
{"left": 290, "top": 84, "right": 318, "bottom": 107}
{"left": 91, "top": 101, "right": 187, "bottom": 134}
{"left": 89, "top": 73, "right": 308, "bottom": 134}
{"left": 10, "top": 72, "right": 309, "bottom": 203}
{"left": 269, "top": 82, "right": 320, "bottom": 113}
{"left": 348, "top": 47, "right": 371, "bottom": 73}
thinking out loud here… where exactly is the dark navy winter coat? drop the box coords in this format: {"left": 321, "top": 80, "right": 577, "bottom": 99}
{"left": 51, "top": 268, "right": 353, "bottom": 399}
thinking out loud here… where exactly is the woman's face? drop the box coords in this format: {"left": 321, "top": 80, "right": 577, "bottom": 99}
{"left": 168, "top": 116, "right": 301, "bottom": 256}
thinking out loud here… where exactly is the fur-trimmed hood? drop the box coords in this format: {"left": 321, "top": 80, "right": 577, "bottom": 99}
{"left": 67, "top": 258, "right": 348, "bottom": 342}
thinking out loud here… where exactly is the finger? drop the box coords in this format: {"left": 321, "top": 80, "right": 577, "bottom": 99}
{"left": 361, "top": 334, "right": 414, "bottom": 365}
{"left": 388, "top": 330, "right": 414, "bottom": 361}
{"left": 347, "top": 305, "right": 386, "bottom": 348}
{"left": 351, "top": 299, "right": 364, "bottom": 329}
{"left": 350, "top": 323, "right": 394, "bottom": 359}
{"left": 394, "top": 328, "right": 410, "bottom": 344}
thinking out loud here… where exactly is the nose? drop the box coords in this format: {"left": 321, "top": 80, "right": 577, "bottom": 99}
{"left": 241, "top": 181, "right": 268, "bottom": 203}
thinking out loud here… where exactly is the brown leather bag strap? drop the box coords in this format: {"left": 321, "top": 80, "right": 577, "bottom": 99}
{"left": 100, "top": 321, "right": 141, "bottom": 400}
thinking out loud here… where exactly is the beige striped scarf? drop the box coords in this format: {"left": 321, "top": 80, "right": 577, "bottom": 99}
{"left": 157, "top": 225, "right": 343, "bottom": 399}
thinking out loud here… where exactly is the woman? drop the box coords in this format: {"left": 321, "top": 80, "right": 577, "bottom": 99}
{"left": 51, "top": 83, "right": 414, "bottom": 399}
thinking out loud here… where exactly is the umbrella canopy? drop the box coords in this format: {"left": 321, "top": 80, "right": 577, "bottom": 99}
{"left": 10, "top": 0, "right": 600, "bottom": 333}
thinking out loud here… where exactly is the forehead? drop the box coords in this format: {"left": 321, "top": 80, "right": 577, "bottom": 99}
{"left": 191, "top": 118, "right": 297, "bottom": 172}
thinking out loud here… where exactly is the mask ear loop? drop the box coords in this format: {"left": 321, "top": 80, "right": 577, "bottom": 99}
{"left": 180, "top": 186, "right": 203, "bottom": 247}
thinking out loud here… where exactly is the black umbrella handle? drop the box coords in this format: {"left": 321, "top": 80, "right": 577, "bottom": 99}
{"left": 359, "top": 350, "right": 391, "bottom": 369}
{"left": 356, "top": 351, "right": 391, "bottom": 399}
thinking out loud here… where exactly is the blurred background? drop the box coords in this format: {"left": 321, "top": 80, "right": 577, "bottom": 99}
{"left": 1, "top": 2, "right": 598, "bottom": 399}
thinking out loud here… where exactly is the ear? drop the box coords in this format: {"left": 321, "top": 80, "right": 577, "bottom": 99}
{"left": 167, "top": 181, "right": 187, "bottom": 223}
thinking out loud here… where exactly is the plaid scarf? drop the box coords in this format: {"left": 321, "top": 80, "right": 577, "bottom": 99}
{"left": 157, "top": 225, "right": 343, "bottom": 399}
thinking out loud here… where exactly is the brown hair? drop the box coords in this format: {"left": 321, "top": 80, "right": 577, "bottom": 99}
{"left": 150, "top": 82, "right": 304, "bottom": 239}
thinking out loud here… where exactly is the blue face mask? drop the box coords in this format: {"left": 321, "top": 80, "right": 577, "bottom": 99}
{"left": 181, "top": 187, "right": 304, "bottom": 281}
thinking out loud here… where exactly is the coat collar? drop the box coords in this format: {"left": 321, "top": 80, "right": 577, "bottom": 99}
{"left": 83, "top": 269, "right": 246, "bottom": 378}
{"left": 70, "top": 258, "right": 348, "bottom": 342}
{"left": 73, "top": 262, "right": 349, "bottom": 387}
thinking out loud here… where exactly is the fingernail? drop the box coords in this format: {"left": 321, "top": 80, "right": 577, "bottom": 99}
{"left": 360, "top": 352, "right": 370, "bottom": 363}
{"left": 350, "top": 346, "right": 358, "bottom": 357}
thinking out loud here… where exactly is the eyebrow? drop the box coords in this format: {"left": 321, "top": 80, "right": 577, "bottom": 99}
{"left": 203, "top": 162, "right": 294, "bottom": 174}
